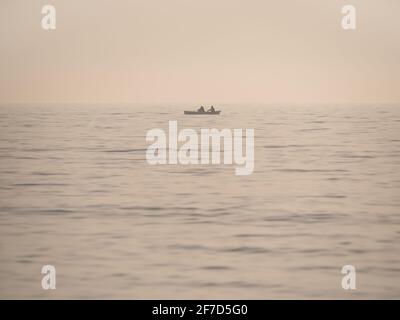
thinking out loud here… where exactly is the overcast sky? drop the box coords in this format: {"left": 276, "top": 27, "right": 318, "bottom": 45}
{"left": 0, "top": 0, "right": 399, "bottom": 104}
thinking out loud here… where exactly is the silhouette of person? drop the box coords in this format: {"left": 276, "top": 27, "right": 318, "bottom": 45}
{"left": 208, "top": 106, "right": 215, "bottom": 113}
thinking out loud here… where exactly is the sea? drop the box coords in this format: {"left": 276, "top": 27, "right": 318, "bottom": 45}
{"left": 0, "top": 103, "right": 399, "bottom": 298}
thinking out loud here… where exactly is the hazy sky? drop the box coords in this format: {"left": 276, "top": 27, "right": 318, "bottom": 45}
{"left": 0, "top": 0, "right": 399, "bottom": 104}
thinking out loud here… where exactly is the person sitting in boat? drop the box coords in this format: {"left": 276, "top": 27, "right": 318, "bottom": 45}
{"left": 197, "top": 106, "right": 205, "bottom": 113}
{"left": 207, "top": 106, "right": 216, "bottom": 113}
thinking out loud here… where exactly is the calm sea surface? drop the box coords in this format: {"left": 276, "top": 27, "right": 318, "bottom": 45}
{"left": 0, "top": 104, "right": 399, "bottom": 298}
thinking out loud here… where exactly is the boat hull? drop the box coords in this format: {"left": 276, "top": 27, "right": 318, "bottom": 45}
{"left": 184, "top": 111, "right": 221, "bottom": 115}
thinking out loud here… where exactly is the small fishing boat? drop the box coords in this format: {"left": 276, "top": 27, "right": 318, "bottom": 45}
{"left": 184, "top": 110, "right": 221, "bottom": 115}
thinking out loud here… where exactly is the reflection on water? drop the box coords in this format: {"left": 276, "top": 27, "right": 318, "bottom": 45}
{"left": 0, "top": 104, "right": 399, "bottom": 298}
